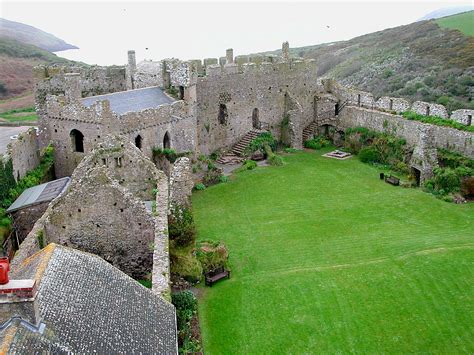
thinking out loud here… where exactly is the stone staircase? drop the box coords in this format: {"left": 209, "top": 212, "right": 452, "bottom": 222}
{"left": 303, "top": 122, "right": 318, "bottom": 142}
{"left": 217, "top": 129, "right": 265, "bottom": 165}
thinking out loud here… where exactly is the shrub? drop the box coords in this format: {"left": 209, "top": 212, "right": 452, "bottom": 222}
{"left": 194, "top": 183, "right": 206, "bottom": 191}
{"left": 358, "top": 147, "right": 379, "bottom": 163}
{"left": 203, "top": 168, "right": 222, "bottom": 186}
{"left": 236, "top": 160, "right": 257, "bottom": 173}
{"left": 245, "top": 132, "right": 277, "bottom": 156}
{"left": 433, "top": 167, "right": 461, "bottom": 193}
{"left": 168, "top": 205, "right": 196, "bottom": 247}
{"left": 172, "top": 290, "right": 200, "bottom": 352}
{"left": 304, "top": 136, "right": 329, "bottom": 150}
{"left": 219, "top": 175, "right": 229, "bottom": 183}
{"left": 196, "top": 241, "right": 229, "bottom": 274}
{"left": 268, "top": 154, "right": 284, "bottom": 166}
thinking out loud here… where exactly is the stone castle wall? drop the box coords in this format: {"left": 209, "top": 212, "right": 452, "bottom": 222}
{"left": 6, "top": 128, "right": 40, "bottom": 181}
{"left": 339, "top": 106, "right": 474, "bottom": 158}
{"left": 195, "top": 59, "right": 319, "bottom": 154}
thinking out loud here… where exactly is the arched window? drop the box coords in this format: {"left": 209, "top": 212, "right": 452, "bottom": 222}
{"left": 218, "top": 104, "right": 228, "bottom": 125}
{"left": 252, "top": 108, "right": 260, "bottom": 129}
{"left": 135, "top": 135, "right": 142, "bottom": 150}
{"left": 70, "top": 129, "right": 84, "bottom": 153}
{"left": 163, "top": 131, "right": 171, "bottom": 149}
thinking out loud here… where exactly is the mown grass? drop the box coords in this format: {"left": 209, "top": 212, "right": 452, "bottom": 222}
{"left": 193, "top": 149, "right": 474, "bottom": 354}
{"left": 0, "top": 107, "right": 37, "bottom": 123}
{"left": 436, "top": 11, "right": 474, "bottom": 36}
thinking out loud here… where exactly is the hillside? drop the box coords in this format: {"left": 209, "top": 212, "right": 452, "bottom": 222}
{"left": 265, "top": 15, "right": 474, "bottom": 113}
{"left": 0, "top": 18, "right": 77, "bottom": 52}
{"left": 0, "top": 37, "right": 81, "bottom": 111}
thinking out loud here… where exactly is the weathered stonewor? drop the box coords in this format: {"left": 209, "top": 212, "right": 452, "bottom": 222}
{"left": 5, "top": 127, "right": 40, "bottom": 181}
{"left": 11, "top": 136, "right": 172, "bottom": 297}
{"left": 409, "top": 125, "right": 438, "bottom": 184}
{"left": 169, "top": 157, "right": 194, "bottom": 208}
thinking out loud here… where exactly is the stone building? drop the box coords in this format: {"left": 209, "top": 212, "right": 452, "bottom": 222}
{"left": 1, "top": 244, "right": 177, "bottom": 353}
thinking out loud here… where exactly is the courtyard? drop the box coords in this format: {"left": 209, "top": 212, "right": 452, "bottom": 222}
{"left": 193, "top": 149, "right": 474, "bottom": 354}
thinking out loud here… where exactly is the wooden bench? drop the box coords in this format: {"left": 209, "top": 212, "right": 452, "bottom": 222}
{"left": 384, "top": 175, "right": 400, "bottom": 186}
{"left": 205, "top": 267, "right": 230, "bottom": 287}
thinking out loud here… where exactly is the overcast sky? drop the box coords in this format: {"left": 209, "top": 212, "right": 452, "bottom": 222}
{"left": 1, "top": 0, "right": 472, "bottom": 65}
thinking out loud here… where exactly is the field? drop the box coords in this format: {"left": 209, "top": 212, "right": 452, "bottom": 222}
{"left": 0, "top": 107, "right": 37, "bottom": 123}
{"left": 436, "top": 11, "right": 474, "bottom": 36}
{"left": 193, "top": 149, "right": 474, "bottom": 354}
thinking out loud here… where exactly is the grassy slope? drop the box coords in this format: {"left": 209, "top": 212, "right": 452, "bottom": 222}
{"left": 436, "top": 11, "right": 474, "bottom": 36}
{"left": 193, "top": 150, "right": 474, "bottom": 354}
{"left": 0, "top": 107, "right": 37, "bottom": 123}
{"left": 263, "top": 17, "right": 474, "bottom": 112}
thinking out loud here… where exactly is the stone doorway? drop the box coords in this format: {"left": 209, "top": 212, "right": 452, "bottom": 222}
{"left": 412, "top": 167, "right": 421, "bottom": 186}
{"left": 163, "top": 131, "right": 171, "bottom": 149}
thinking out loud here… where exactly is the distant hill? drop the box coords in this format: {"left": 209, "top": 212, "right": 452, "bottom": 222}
{"left": 0, "top": 18, "right": 78, "bottom": 52}
{"left": 0, "top": 38, "right": 81, "bottom": 110}
{"left": 435, "top": 11, "right": 474, "bottom": 36}
{"left": 418, "top": 6, "right": 473, "bottom": 20}
{"left": 264, "top": 16, "right": 474, "bottom": 113}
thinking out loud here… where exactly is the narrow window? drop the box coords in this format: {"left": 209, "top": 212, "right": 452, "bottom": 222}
{"left": 335, "top": 103, "right": 340, "bottom": 116}
{"left": 357, "top": 94, "right": 361, "bottom": 107}
{"left": 252, "top": 108, "right": 260, "bottom": 129}
{"left": 218, "top": 104, "right": 228, "bottom": 125}
{"left": 389, "top": 99, "right": 393, "bottom": 111}
{"left": 135, "top": 135, "right": 142, "bottom": 150}
{"left": 179, "top": 86, "right": 185, "bottom": 100}
{"left": 426, "top": 106, "right": 430, "bottom": 116}
{"left": 70, "top": 129, "right": 84, "bottom": 152}
{"left": 467, "top": 114, "right": 472, "bottom": 126}
{"left": 163, "top": 131, "right": 171, "bottom": 149}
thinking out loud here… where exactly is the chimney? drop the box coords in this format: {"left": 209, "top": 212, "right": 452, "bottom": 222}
{"left": 127, "top": 50, "right": 137, "bottom": 90}
{"left": 226, "top": 48, "right": 234, "bottom": 64}
{"left": 0, "top": 257, "right": 9, "bottom": 285}
{"left": 282, "top": 41, "right": 290, "bottom": 61}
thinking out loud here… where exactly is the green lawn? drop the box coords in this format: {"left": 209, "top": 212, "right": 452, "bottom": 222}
{"left": 193, "top": 149, "right": 474, "bottom": 354}
{"left": 436, "top": 11, "right": 474, "bottom": 36}
{"left": 0, "top": 107, "right": 37, "bottom": 123}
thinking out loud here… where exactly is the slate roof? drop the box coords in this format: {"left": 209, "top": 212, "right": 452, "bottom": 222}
{"left": 6, "top": 177, "right": 70, "bottom": 213}
{"left": 1, "top": 244, "right": 177, "bottom": 354}
{"left": 81, "top": 86, "right": 176, "bottom": 115}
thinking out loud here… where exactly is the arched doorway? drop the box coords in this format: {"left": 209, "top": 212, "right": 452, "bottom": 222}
{"left": 252, "top": 108, "right": 260, "bottom": 129}
{"left": 70, "top": 129, "right": 84, "bottom": 152}
{"left": 163, "top": 131, "right": 171, "bottom": 149}
{"left": 135, "top": 135, "right": 142, "bottom": 150}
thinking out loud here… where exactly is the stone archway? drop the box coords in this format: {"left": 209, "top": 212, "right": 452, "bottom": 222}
{"left": 135, "top": 135, "right": 142, "bottom": 150}
{"left": 70, "top": 129, "right": 84, "bottom": 153}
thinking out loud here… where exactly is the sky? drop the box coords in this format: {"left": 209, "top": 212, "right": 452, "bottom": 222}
{"left": 0, "top": 0, "right": 472, "bottom": 65}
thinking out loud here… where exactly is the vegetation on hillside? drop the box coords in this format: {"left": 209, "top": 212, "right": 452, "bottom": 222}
{"left": 265, "top": 18, "right": 474, "bottom": 112}
{"left": 436, "top": 10, "right": 474, "bottom": 36}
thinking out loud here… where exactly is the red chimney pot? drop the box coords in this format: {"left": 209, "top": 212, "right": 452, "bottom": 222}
{"left": 0, "top": 257, "right": 10, "bottom": 285}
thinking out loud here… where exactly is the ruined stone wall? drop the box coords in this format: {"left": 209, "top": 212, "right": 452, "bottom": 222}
{"left": 45, "top": 95, "right": 195, "bottom": 177}
{"left": 135, "top": 60, "right": 164, "bottom": 89}
{"left": 169, "top": 157, "right": 193, "bottom": 207}
{"left": 339, "top": 106, "right": 474, "bottom": 157}
{"left": 450, "top": 109, "right": 474, "bottom": 126}
{"left": 412, "top": 101, "right": 448, "bottom": 118}
{"left": 6, "top": 128, "right": 40, "bottom": 181}
{"left": 34, "top": 65, "right": 127, "bottom": 147}
{"left": 195, "top": 59, "right": 319, "bottom": 154}
{"left": 375, "top": 96, "right": 410, "bottom": 113}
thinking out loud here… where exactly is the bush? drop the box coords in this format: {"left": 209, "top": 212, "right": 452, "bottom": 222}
{"left": 245, "top": 132, "right": 277, "bottom": 156}
{"left": 196, "top": 241, "right": 229, "bottom": 274}
{"left": 194, "top": 183, "right": 206, "bottom": 191}
{"left": 236, "top": 160, "right": 257, "bottom": 173}
{"left": 461, "top": 176, "right": 474, "bottom": 199}
{"left": 168, "top": 205, "right": 196, "bottom": 247}
{"left": 219, "top": 175, "right": 229, "bottom": 183}
{"left": 433, "top": 167, "right": 461, "bottom": 193}
{"left": 268, "top": 154, "right": 284, "bottom": 166}
{"left": 304, "top": 136, "right": 330, "bottom": 150}
{"left": 358, "top": 147, "right": 379, "bottom": 163}
{"left": 172, "top": 290, "right": 200, "bottom": 352}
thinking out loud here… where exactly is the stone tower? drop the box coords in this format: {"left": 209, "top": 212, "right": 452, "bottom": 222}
{"left": 126, "top": 50, "right": 137, "bottom": 90}
{"left": 282, "top": 41, "right": 290, "bottom": 61}
{"left": 410, "top": 125, "right": 438, "bottom": 185}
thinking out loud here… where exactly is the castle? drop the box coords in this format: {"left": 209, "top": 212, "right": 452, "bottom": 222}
{"left": 1, "top": 41, "right": 473, "bottom": 353}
